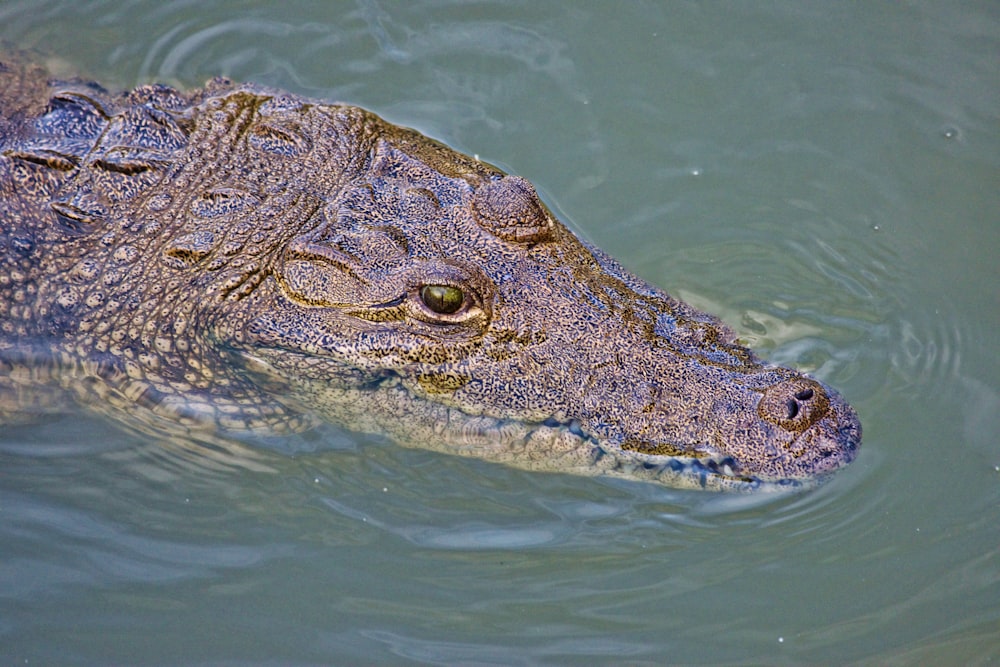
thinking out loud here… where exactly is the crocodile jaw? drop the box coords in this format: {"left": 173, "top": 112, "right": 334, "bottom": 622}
{"left": 232, "top": 347, "right": 858, "bottom": 492}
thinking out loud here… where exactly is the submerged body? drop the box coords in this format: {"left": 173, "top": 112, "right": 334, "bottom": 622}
{"left": 0, "top": 56, "right": 860, "bottom": 491}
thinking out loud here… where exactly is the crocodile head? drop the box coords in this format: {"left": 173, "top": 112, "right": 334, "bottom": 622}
{"left": 210, "top": 96, "right": 861, "bottom": 491}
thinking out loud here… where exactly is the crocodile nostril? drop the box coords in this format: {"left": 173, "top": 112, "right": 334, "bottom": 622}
{"left": 757, "top": 377, "right": 830, "bottom": 433}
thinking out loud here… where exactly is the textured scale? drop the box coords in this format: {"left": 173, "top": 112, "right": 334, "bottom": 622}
{"left": 0, "top": 54, "right": 861, "bottom": 491}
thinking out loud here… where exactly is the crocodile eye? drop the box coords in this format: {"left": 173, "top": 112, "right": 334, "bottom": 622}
{"left": 420, "top": 284, "right": 465, "bottom": 314}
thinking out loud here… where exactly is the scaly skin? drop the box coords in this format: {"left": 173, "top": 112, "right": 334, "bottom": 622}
{"left": 0, "top": 56, "right": 860, "bottom": 491}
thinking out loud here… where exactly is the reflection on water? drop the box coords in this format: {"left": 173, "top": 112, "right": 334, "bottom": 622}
{"left": 1, "top": 490, "right": 290, "bottom": 597}
{"left": 1, "top": 1, "right": 998, "bottom": 664}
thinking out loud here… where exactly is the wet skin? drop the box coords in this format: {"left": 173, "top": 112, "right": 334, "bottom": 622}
{"left": 0, "top": 56, "right": 860, "bottom": 491}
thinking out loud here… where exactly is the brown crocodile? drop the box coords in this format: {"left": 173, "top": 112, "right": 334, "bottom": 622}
{"left": 0, "top": 55, "right": 860, "bottom": 491}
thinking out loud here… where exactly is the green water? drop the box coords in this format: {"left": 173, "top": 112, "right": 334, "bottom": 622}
{"left": 1, "top": 1, "right": 997, "bottom": 664}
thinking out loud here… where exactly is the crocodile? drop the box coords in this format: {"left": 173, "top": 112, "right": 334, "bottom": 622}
{"left": 0, "top": 55, "right": 860, "bottom": 491}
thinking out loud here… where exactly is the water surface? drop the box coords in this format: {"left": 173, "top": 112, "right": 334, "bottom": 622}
{"left": 1, "top": 1, "right": 998, "bottom": 664}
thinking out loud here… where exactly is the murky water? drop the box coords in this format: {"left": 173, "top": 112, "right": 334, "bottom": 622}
{"left": 1, "top": 1, "right": 997, "bottom": 664}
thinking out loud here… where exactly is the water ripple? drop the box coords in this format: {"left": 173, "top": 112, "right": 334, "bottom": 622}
{"left": 0, "top": 490, "right": 291, "bottom": 599}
